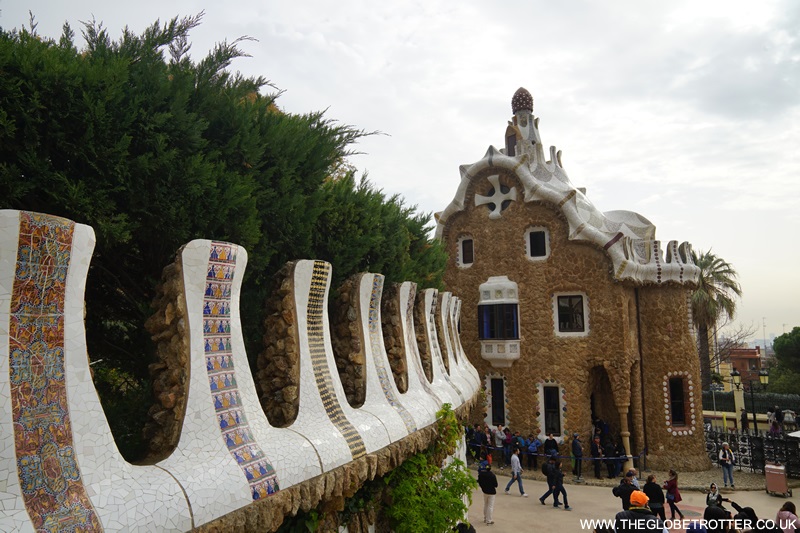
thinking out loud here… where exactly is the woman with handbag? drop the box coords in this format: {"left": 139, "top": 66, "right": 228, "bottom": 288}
{"left": 663, "top": 469, "right": 684, "bottom": 520}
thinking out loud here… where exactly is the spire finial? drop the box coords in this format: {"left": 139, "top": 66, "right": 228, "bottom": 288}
{"left": 511, "top": 87, "right": 533, "bottom": 114}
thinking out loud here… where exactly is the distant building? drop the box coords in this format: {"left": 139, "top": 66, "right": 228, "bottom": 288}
{"left": 729, "top": 346, "right": 763, "bottom": 384}
{"left": 436, "top": 88, "right": 710, "bottom": 470}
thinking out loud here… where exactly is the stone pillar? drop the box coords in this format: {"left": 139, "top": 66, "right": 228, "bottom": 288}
{"left": 618, "top": 405, "right": 634, "bottom": 472}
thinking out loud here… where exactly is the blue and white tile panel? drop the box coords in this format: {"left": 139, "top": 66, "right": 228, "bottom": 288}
{"left": 158, "top": 241, "right": 319, "bottom": 527}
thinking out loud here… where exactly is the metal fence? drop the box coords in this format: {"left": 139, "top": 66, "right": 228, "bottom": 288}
{"left": 702, "top": 391, "right": 800, "bottom": 415}
{"left": 704, "top": 427, "right": 800, "bottom": 478}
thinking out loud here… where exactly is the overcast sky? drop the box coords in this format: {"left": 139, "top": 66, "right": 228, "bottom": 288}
{"left": 3, "top": 0, "right": 798, "bottom": 341}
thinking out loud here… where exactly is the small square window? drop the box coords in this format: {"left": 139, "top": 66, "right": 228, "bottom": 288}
{"left": 525, "top": 227, "right": 550, "bottom": 261}
{"left": 554, "top": 294, "right": 588, "bottom": 336}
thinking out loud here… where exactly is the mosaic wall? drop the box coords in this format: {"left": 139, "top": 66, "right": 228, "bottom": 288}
{"left": 419, "top": 289, "right": 463, "bottom": 407}
{"left": 204, "top": 242, "right": 279, "bottom": 500}
{"left": 307, "top": 261, "right": 367, "bottom": 460}
{"left": 402, "top": 284, "right": 440, "bottom": 402}
{"left": 428, "top": 292, "right": 465, "bottom": 403}
{"left": 0, "top": 210, "right": 481, "bottom": 532}
{"left": 9, "top": 213, "right": 102, "bottom": 532}
{"left": 367, "top": 275, "right": 417, "bottom": 433}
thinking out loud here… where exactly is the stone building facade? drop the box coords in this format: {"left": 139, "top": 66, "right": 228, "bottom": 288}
{"left": 435, "top": 88, "right": 710, "bottom": 471}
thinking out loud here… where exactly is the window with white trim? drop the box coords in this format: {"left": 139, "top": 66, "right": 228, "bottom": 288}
{"left": 457, "top": 235, "right": 474, "bottom": 268}
{"left": 543, "top": 386, "right": 561, "bottom": 436}
{"left": 525, "top": 226, "right": 550, "bottom": 260}
{"left": 553, "top": 292, "right": 589, "bottom": 337}
{"left": 669, "top": 377, "right": 687, "bottom": 426}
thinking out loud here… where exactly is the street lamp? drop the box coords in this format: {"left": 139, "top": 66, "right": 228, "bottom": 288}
{"left": 731, "top": 369, "right": 769, "bottom": 433}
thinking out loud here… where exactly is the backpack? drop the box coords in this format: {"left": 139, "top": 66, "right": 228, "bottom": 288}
{"left": 541, "top": 461, "right": 551, "bottom": 476}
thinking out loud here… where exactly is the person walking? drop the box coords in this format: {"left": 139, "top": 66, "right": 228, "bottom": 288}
{"left": 643, "top": 474, "right": 666, "bottom": 521}
{"left": 539, "top": 455, "right": 558, "bottom": 506}
{"left": 477, "top": 463, "right": 498, "bottom": 525}
{"left": 571, "top": 433, "right": 584, "bottom": 481}
{"left": 591, "top": 435, "right": 604, "bottom": 479}
{"left": 551, "top": 460, "right": 572, "bottom": 510}
{"left": 718, "top": 442, "right": 735, "bottom": 488}
{"left": 504, "top": 448, "right": 527, "bottom": 497}
{"left": 663, "top": 470, "right": 684, "bottom": 520}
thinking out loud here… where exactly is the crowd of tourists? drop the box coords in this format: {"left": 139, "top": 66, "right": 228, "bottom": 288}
{"left": 602, "top": 470, "right": 797, "bottom": 532}
{"left": 467, "top": 424, "right": 797, "bottom": 531}
{"left": 465, "top": 418, "right": 630, "bottom": 481}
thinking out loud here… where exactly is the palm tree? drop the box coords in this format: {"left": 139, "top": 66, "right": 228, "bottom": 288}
{"left": 690, "top": 250, "right": 743, "bottom": 390}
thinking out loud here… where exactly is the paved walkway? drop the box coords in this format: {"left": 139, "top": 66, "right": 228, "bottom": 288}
{"left": 468, "top": 474, "right": 795, "bottom": 532}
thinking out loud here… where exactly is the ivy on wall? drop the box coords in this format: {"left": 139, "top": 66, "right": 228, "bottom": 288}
{"left": 276, "top": 405, "right": 477, "bottom": 533}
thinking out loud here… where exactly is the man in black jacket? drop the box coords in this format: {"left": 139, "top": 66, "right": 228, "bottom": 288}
{"left": 539, "top": 456, "right": 559, "bottom": 506}
{"left": 477, "top": 463, "right": 498, "bottom": 525}
{"left": 613, "top": 475, "right": 636, "bottom": 510}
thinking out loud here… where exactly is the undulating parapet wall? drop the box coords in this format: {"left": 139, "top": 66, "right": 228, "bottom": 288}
{"left": 0, "top": 211, "right": 192, "bottom": 532}
{"left": 0, "top": 210, "right": 480, "bottom": 533}
{"left": 380, "top": 283, "right": 408, "bottom": 393}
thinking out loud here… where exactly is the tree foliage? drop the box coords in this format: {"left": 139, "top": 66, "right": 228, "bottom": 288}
{"left": 690, "top": 249, "right": 743, "bottom": 390}
{"left": 0, "top": 15, "right": 446, "bottom": 459}
{"left": 769, "top": 327, "right": 800, "bottom": 394}
{"left": 774, "top": 327, "right": 800, "bottom": 370}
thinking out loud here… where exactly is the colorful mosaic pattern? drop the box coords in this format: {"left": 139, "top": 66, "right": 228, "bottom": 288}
{"left": 367, "top": 276, "right": 416, "bottom": 433}
{"left": 10, "top": 212, "right": 103, "bottom": 532}
{"left": 204, "top": 242, "right": 279, "bottom": 500}
{"left": 308, "top": 262, "right": 366, "bottom": 459}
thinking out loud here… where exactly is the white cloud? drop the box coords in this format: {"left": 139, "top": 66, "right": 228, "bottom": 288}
{"left": 2, "top": 0, "right": 798, "bottom": 335}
